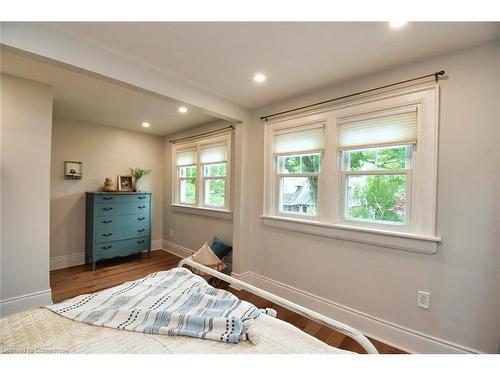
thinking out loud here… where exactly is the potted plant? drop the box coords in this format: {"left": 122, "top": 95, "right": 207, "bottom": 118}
{"left": 129, "top": 167, "right": 151, "bottom": 192}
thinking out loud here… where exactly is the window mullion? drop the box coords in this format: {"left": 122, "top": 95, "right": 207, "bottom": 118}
{"left": 344, "top": 169, "right": 408, "bottom": 176}
{"left": 277, "top": 172, "right": 319, "bottom": 178}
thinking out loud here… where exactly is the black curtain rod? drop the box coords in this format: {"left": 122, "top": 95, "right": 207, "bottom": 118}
{"left": 261, "top": 70, "right": 445, "bottom": 121}
{"left": 169, "top": 125, "right": 235, "bottom": 144}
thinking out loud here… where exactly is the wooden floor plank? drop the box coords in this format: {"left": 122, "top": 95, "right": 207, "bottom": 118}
{"left": 50, "top": 250, "right": 406, "bottom": 354}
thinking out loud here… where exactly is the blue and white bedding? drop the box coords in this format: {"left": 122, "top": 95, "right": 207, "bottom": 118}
{"left": 47, "top": 267, "right": 264, "bottom": 344}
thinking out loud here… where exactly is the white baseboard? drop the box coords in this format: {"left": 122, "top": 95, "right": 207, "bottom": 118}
{"left": 151, "top": 239, "right": 163, "bottom": 251}
{"left": 161, "top": 240, "right": 195, "bottom": 258}
{"left": 0, "top": 289, "right": 53, "bottom": 318}
{"left": 50, "top": 253, "right": 86, "bottom": 270}
{"left": 50, "top": 240, "right": 164, "bottom": 270}
{"left": 232, "top": 271, "right": 481, "bottom": 354}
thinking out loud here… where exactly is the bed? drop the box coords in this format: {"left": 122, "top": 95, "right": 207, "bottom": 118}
{"left": 0, "top": 257, "right": 377, "bottom": 354}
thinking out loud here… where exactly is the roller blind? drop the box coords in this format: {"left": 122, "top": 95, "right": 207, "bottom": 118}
{"left": 273, "top": 126, "right": 324, "bottom": 155}
{"left": 337, "top": 109, "right": 417, "bottom": 150}
{"left": 176, "top": 149, "right": 196, "bottom": 166}
{"left": 200, "top": 143, "right": 227, "bottom": 163}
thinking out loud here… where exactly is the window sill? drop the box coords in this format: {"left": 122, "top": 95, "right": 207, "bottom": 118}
{"left": 261, "top": 215, "right": 440, "bottom": 254}
{"left": 171, "top": 204, "right": 233, "bottom": 220}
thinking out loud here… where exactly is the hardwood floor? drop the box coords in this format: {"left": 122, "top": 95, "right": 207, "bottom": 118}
{"left": 50, "top": 250, "right": 406, "bottom": 354}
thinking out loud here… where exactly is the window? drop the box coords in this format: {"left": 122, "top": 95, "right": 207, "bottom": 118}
{"left": 263, "top": 86, "right": 440, "bottom": 253}
{"left": 339, "top": 109, "right": 417, "bottom": 227}
{"left": 176, "top": 149, "right": 197, "bottom": 205}
{"left": 343, "top": 146, "right": 410, "bottom": 224}
{"left": 173, "top": 133, "right": 231, "bottom": 212}
{"left": 201, "top": 143, "right": 227, "bottom": 208}
{"left": 273, "top": 125, "right": 324, "bottom": 217}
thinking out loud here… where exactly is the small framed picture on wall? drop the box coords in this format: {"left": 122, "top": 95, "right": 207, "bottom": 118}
{"left": 64, "top": 161, "right": 83, "bottom": 179}
{"left": 117, "top": 175, "right": 133, "bottom": 191}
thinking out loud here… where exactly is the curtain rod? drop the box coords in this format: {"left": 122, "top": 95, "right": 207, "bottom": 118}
{"left": 169, "top": 125, "right": 235, "bottom": 144}
{"left": 260, "top": 70, "right": 445, "bottom": 121}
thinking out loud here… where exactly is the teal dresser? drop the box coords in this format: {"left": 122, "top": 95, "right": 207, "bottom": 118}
{"left": 86, "top": 192, "right": 152, "bottom": 270}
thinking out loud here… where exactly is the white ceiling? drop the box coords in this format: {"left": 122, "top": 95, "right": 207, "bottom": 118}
{"left": 45, "top": 22, "right": 500, "bottom": 108}
{"left": 0, "top": 48, "right": 220, "bottom": 136}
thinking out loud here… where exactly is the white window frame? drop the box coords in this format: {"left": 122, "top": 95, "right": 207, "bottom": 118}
{"left": 276, "top": 152, "right": 322, "bottom": 219}
{"left": 172, "top": 133, "right": 232, "bottom": 214}
{"left": 178, "top": 162, "right": 198, "bottom": 206}
{"left": 273, "top": 122, "right": 325, "bottom": 220}
{"left": 262, "top": 86, "right": 441, "bottom": 254}
{"left": 339, "top": 136, "right": 414, "bottom": 233}
{"left": 203, "top": 161, "right": 228, "bottom": 209}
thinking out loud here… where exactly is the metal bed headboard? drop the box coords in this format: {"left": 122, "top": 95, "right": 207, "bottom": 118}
{"left": 178, "top": 256, "right": 378, "bottom": 354}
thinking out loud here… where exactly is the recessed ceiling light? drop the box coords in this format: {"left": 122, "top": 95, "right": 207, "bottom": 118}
{"left": 254, "top": 73, "right": 266, "bottom": 83}
{"left": 142, "top": 122, "right": 150, "bottom": 128}
{"left": 389, "top": 21, "right": 408, "bottom": 29}
{"left": 178, "top": 106, "right": 188, "bottom": 113}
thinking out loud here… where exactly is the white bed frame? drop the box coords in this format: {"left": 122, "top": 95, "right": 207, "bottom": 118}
{"left": 178, "top": 256, "right": 378, "bottom": 354}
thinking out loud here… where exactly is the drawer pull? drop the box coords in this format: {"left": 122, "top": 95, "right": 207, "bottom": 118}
{"left": 138, "top": 205, "right": 146, "bottom": 209}
{"left": 102, "top": 197, "right": 114, "bottom": 200}
{"left": 102, "top": 233, "right": 113, "bottom": 237}
{"left": 137, "top": 217, "right": 146, "bottom": 221}
{"left": 102, "top": 220, "right": 113, "bottom": 224}
{"left": 138, "top": 196, "right": 146, "bottom": 200}
{"left": 137, "top": 229, "right": 145, "bottom": 233}
{"left": 101, "top": 245, "right": 112, "bottom": 250}
{"left": 102, "top": 207, "right": 114, "bottom": 211}
{"left": 136, "top": 240, "right": 145, "bottom": 244}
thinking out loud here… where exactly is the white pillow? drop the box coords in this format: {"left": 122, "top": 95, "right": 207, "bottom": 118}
{"left": 192, "top": 242, "right": 226, "bottom": 270}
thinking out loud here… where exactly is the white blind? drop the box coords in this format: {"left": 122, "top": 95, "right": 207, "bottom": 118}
{"left": 176, "top": 149, "right": 196, "bottom": 166}
{"left": 337, "top": 110, "right": 417, "bottom": 150}
{"left": 273, "top": 126, "right": 324, "bottom": 155}
{"left": 200, "top": 144, "right": 227, "bottom": 163}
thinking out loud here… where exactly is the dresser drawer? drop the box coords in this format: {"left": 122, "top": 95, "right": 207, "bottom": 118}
{"left": 95, "top": 214, "right": 150, "bottom": 229}
{"left": 95, "top": 202, "right": 150, "bottom": 216}
{"left": 95, "top": 236, "right": 150, "bottom": 260}
{"left": 95, "top": 223, "right": 150, "bottom": 243}
{"left": 94, "top": 194, "right": 150, "bottom": 204}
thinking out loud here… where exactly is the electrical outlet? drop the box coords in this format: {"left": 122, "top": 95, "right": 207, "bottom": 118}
{"left": 169, "top": 229, "right": 174, "bottom": 237}
{"left": 417, "top": 291, "right": 431, "bottom": 309}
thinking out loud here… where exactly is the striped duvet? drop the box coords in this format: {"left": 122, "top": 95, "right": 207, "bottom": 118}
{"left": 47, "top": 267, "right": 262, "bottom": 343}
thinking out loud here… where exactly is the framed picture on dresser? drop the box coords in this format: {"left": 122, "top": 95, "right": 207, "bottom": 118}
{"left": 117, "top": 175, "right": 133, "bottom": 191}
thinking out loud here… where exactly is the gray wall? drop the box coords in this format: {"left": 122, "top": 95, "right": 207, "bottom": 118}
{"left": 237, "top": 42, "right": 500, "bottom": 353}
{"left": 0, "top": 75, "right": 53, "bottom": 316}
{"left": 50, "top": 117, "right": 164, "bottom": 267}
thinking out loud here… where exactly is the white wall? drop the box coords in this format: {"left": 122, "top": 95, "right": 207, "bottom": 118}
{"left": 50, "top": 117, "right": 165, "bottom": 269}
{"left": 163, "top": 121, "right": 233, "bottom": 253}
{"left": 236, "top": 42, "right": 500, "bottom": 353}
{"left": 0, "top": 75, "right": 54, "bottom": 316}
